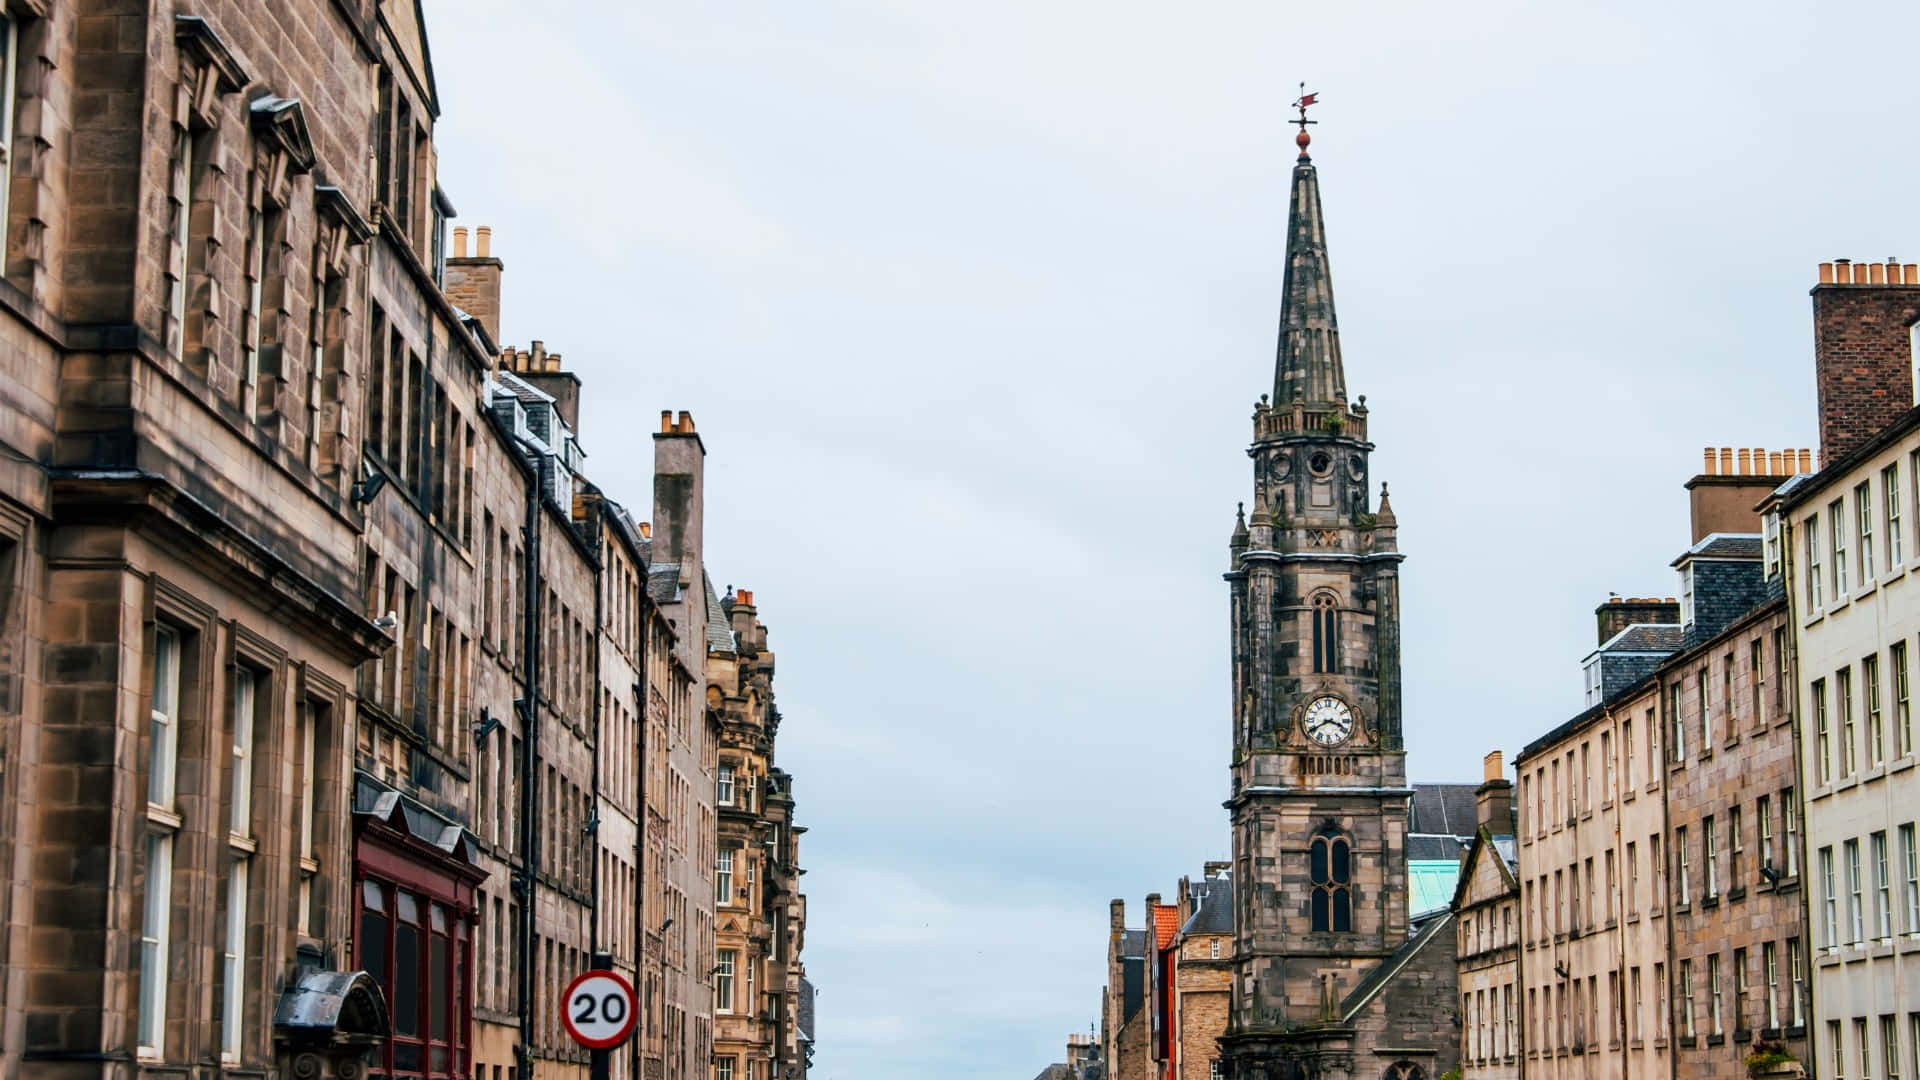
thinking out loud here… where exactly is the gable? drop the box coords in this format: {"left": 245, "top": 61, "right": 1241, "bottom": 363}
{"left": 1449, "top": 829, "right": 1517, "bottom": 910}
{"left": 379, "top": 0, "right": 439, "bottom": 113}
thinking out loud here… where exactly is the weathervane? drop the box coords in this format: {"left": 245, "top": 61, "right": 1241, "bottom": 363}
{"left": 1292, "top": 83, "right": 1319, "bottom": 156}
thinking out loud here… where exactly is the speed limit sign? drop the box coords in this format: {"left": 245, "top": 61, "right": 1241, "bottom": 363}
{"left": 561, "top": 969, "right": 637, "bottom": 1049}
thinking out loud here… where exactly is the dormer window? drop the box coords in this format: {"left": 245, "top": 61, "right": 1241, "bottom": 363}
{"left": 1763, "top": 511, "right": 1782, "bottom": 579}
{"left": 1678, "top": 562, "right": 1696, "bottom": 632}
{"left": 1583, "top": 657, "right": 1603, "bottom": 707}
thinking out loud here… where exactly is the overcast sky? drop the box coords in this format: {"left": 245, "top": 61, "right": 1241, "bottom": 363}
{"left": 422, "top": 2, "right": 1919, "bottom": 1077}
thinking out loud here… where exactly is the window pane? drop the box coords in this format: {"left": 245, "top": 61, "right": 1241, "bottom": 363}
{"left": 1331, "top": 838, "right": 1351, "bottom": 883}
{"left": 395, "top": 923, "right": 423, "bottom": 1036}
{"left": 1309, "top": 838, "right": 1327, "bottom": 884}
{"left": 361, "top": 907, "right": 390, "bottom": 996}
{"left": 1333, "top": 890, "right": 1352, "bottom": 932}
{"left": 1311, "top": 889, "right": 1328, "bottom": 931}
{"left": 431, "top": 932, "right": 449, "bottom": 1040}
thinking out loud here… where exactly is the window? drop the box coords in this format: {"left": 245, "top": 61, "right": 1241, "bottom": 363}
{"left": 1815, "top": 679, "right": 1833, "bottom": 784}
{"left": 1679, "top": 958, "right": 1695, "bottom": 1038}
{"left": 1704, "top": 816, "right": 1719, "bottom": 898}
{"left": 1646, "top": 706, "right": 1659, "bottom": 779}
{"left": 1708, "top": 953, "right": 1723, "bottom": 1036}
{"left": 1776, "top": 627, "right": 1790, "bottom": 716}
{"left": 1626, "top": 841, "right": 1639, "bottom": 916}
{"left": 1655, "top": 962, "right": 1667, "bottom": 1039}
{"left": 297, "top": 699, "right": 326, "bottom": 936}
{"left": 1597, "top": 730, "right": 1612, "bottom": 799}
{"left": 1849, "top": 838, "right": 1866, "bottom": 944}
{"left": 1869, "top": 654, "right": 1887, "bottom": 767}
{"left": 1309, "top": 832, "right": 1352, "bottom": 932}
{"left": 358, "top": 880, "right": 468, "bottom": 1079}
{"left": 1859, "top": 481, "right": 1876, "bottom": 582}
{"left": 222, "top": 667, "right": 260, "bottom": 1060}
{"left": 1606, "top": 850, "right": 1617, "bottom": 922}
{"left": 1209, "top": 938, "right": 1220, "bottom": 959}
{"left": 1859, "top": 1018, "right": 1872, "bottom": 1080}
{"left": 1677, "top": 826, "right": 1692, "bottom": 902}
{"left": 1631, "top": 966, "right": 1643, "bottom": 1040}
{"left": 1896, "top": 643, "right": 1913, "bottom": 758}
{"left": 1584, "top": 657, "right": 1602, "bottom": 706}
{"left": 1623, "top": 719, "right": 1636, "bottom": 789}
{"left": 717, "top": 849, "right": 733, "bottom": 906}
{"left": 1763, "top": 942, "right": 1779, "bottom": 1029}
{"left": 715, "top": 950, "right": 735, "bottom": 1013}
{"left": 1752, "top": 638, "right": 1766, "bottom": 729}
{"left": 1892, "top": 822, "right": 1920, "bottom": 940}
{"left": 1670, "top": 682, "right": 1687, "bottom": 762}
{"left": 1834, "top": 498, "right": 1850, "bottom": 594}
{"left": 1875, "top": 831, "right": 1893, "bottom": 940}
{"left": 1651, "top": 834, "right": 1664, "bottom": 911}
{"left": 1785, "top": 790, "right": 1800, "bottom": 876}
{"left": 1730, "top": 806, "right": 1744, "bottom": 889}
{"left": 1582, "top": 741, "right": 1593, "bottom": 810}
{"left": 1759, "top": 795, "right": 1775, "bottom": 875}
{"left": 1733, "top": 948, "right": 1749, "bottom": 1033}
{"left": 1832, "top": 1021, "right": 1847, "bottom": 1080}
{"left": 140, "top": 627, "right": 183, "bottom": 1056}
{"left": 1841, "top": 667, "right": 1858, "bottom": 778}
{"left": 1808, "top": 514, "right": 1824, "bottom": 608}
{"left": 1680, "top": 562, "right": 1696, "bottom": 629}
{"left": 0, "top": 11, "right": 18, "bottom": 265}
{"left": 716, "top": 1059, "right": 734, "bottom": 1080}
{"left": 1822, "top": 846, "right": 1839, "bottom": 949}
{"left": 716, "top": 763, "right": 734, "bottom": 806}
{"left": 1885, "top": 1017, "right": 1901, "bottom": 1080}
{"left": 1788, "top": 938, "right": 1803, "bottom": 1026}
{"left": 1765, "top": 510, "right": 1783, "bottom": 578}
{"left": 1887, "top": 463, "right": 1905, "bottom": 569}
{"left": 1311, "top": 592, "right": 1338, "bottom": 674}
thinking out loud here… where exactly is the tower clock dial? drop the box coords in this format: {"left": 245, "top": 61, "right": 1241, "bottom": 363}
{"left": 1301, "top": 696, "right": 1355, "bottom": 746}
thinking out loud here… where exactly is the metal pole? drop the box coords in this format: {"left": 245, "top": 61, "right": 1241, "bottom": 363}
{"left": 591, "top": 950, "right": 615, "bottom": 1080}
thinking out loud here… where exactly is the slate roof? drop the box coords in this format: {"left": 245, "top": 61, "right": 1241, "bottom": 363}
{"left": 1408, "top": 782, "right": 1478, "bottom": 841}
{"left": 492, "top": 367, "right": 553, "bottom": 405}
{"left": 1597, "top": 623, "right": 1684, "bottom": 654}
{"left": 1340, "top": 908, "right": 1454, "bottom": 1020}
{"left": 1031, "top": 1066, "right": 1072, "bottom": 1080}
{"left": 1119, "top": 929, "right": 1147, "bottom": 958}
{"left": 647, "top": 563, "right": 681, "bottom": 604}
{"left": 1677, "top": 533, "right": 1763, "bottom": 562}
{"left": 704, "top": 573, "right": 736, "bottom": 654}
{"left": 1182, "top": 874, "right": 1234, "bottom": 936}
{"left": 1406, "top": 834, "right": 1466, "bottom": 861}
{"left": 797, "top": 976, "right": 814, "bottom": 1042}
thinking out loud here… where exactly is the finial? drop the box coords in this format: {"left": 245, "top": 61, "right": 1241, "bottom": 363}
{"left": 1291, "top": 83, "right": 1319, "bottom": 158}
{"left": 1380, "top": 482, "right": 1389, "bottom": 498}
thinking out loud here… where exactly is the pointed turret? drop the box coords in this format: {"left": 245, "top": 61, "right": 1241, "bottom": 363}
{"left": 1272, "top": 125, "right": 1347, "bottom": 409}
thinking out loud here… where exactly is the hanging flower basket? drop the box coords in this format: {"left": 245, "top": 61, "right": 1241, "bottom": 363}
{"left": 1746, "top": 1039, "right": 1803, "bottom": 1078}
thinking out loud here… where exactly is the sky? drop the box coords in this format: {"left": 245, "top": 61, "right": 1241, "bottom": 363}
{"left": 420, "top": 2, "right": 1920, "bottom": 1077}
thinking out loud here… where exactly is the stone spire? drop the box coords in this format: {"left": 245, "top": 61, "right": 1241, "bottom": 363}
{"left": 1272, "top": 93, "right": 1347, "bottom": 409}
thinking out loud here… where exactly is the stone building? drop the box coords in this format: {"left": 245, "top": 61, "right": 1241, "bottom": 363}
{"left": 0, "top": 5, "right": 810, "bottom": 1080}
{"left": 1513, "top": 447, "right": 1813, "bottom": 1080}
{"left": 1165, "top": 867, "right": 1233, "bottom": 1080}
{"left": 1515, "top": 621, "right": 1675, "bottom": 1080}
{"left": 1217, "top": 117, "right": 1457, "bottom": 1080}
{"left": 1659, "top": 454, "right": 1807, "bottom": 1079}
{"left": 1104, "top": 901, "right": 1150, "bottom": 1080}
{"left": 1448, "top": 754, "right": 1518, "bottom": 1080}
{"left": 711, "top": 588, "right": 810, "bottom": 1080}
{"left": 1772, "top": 258, "right": 1920, "bottom": 1080}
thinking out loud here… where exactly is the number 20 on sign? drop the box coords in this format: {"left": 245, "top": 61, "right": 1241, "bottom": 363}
{"left": 561, "top": 969, "right": 637, "bottom": 1050}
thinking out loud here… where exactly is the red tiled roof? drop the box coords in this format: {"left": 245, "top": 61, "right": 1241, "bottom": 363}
{"left": 1151, "top": 904, "right": 1178, "bottom": 949}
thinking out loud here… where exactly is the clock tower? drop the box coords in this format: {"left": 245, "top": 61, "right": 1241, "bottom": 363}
{"left": 1219, "top": 99, "right": 1443, "bottom": 1080}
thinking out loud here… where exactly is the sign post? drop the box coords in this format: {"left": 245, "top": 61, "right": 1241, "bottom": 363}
{"left": 562, "top": 962, "right": 637, "bottom": 1067}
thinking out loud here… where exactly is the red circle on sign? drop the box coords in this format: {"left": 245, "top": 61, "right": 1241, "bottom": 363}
{"left": 560, "top": 968, "right": 638, "bottom": 1049}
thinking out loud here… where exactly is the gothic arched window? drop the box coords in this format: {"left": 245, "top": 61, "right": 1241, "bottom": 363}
{"left": 1308, "top": 832, "right": 1352, "bottom": 932}
{"left": 1311, "top": 593, "right": 1338, "bottom": 674}
{"left": 1383, "top": 1064, "right": 1426, "bottom": 1080}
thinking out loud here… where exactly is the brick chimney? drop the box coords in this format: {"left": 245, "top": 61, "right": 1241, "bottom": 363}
{"left": 445, "top": 224, "right": 503, "bottom": 344}
{"left": 1683, "top": 445, "right": 1812, "bottom": 541}
{"left": 652, "top": 409, "right": 706, "bottom": 581}
{"left": 1812, "top": 259, "right": 1920, "bottom": 465}
{"left": 1594, "top": 596, "right": 1680, "bottom": 646}
{"left": 1476, "top": 750, "right": 1513, "bottom": 835}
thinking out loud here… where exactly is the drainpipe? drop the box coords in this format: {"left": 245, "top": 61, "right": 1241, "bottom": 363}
{"left": 514, "top": 460, "right": 543, "bottom": 1080}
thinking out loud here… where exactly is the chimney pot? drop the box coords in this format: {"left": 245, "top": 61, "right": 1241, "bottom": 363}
{"left": 660, "top": 411, "right": 673, "bottom": 433}
{"left": 1719, "top": 447, "right": 1734, "bottom": 474}
{"left": 1798, "top": 448, "right": 1812, "bottom": 473}
{"left": 1871, "top": 263, "right": 1887, "bottom": 285}
{"left": 1820, "top": 262, "right": 1835, "bottom": 284}
{"left": 1703, "top": 447, "right": 1716, "bottom": 475}
{"left": 476, "top": 225, "right": 492, "bottom": 258}
{"left": 1483, "top": 750, "right": 1504, "bottom": 783}
{"left": 453, "top": 226, "right": 469, "bottom": 258}
{"left": 1737, "top": 448, "right": 1752, "bottom": 475}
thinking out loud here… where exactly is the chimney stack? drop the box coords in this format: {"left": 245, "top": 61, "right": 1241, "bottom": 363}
{"left": 1476, "top": 750, "right": 1514, "bottom": 835}
{"left": 445, "top": 223, "right": 505, "bottom": 345}
{"left": 1684, "top": 444, "right": 1810, "bottom": 541}
{"left": 1812, "top": 258, "right": 1920, "bottom": 465}
{"left": 1594, "top": 596, "right": 1680, "bottom": 645}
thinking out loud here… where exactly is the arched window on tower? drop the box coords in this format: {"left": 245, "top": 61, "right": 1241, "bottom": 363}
{"left": 1311, "top": 593, "right": 1339, "bottom": 674}
{"left": 1309, "top": 831, "right": 1353, "bottom": 932}
{"left": 1383, "top": 1063, "right": 1426, "bottom": 1080}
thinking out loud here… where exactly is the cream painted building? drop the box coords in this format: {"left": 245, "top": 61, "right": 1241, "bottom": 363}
{"left": 1774, "top": 393, "right": 1920, "bottom": 1080}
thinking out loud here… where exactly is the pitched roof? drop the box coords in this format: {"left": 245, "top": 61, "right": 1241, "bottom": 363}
{"left": 1596, "top": 623, "right": 1684, "bottom": 654}
{"left": 1676, "top": 533, "right": 1763, "bottom": 563}
{"left": 1181, "top": 874, "right": 1234, "bottom": 936}
{"left": 1340, "top": 909, "right": 1455, "bottom": 1021}
{"left": 1273, "top": 142, "right": 1346, "bottom": 407}
{"left": 647, "top": 563, "right": 681, "bottom": 604}
{"left": 1408, "top": 782, "right": 1478, "bottom": 841}
{"left": 796, "top": 976, "right": 814, "bottom": 1042}
{"left": 1119, "top": 929, "right": 1147, "bottom": 958}
{"left": 1151, "top": 903, "right": 1179, "bottom": 949}
{"left": 1409, "top": 859, "right": 1463, "bottom": 917}
{"left": 703, "top": 573, "right": 736, "bottom": 654}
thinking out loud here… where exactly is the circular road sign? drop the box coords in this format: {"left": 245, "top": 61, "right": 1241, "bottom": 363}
{"left": 561, "top": 969, "right": 637, "bottom": 1050}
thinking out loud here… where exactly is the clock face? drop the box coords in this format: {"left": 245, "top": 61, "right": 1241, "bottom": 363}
{"left": 1302, "top": 696, "right": 1355, "bottom": 746}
